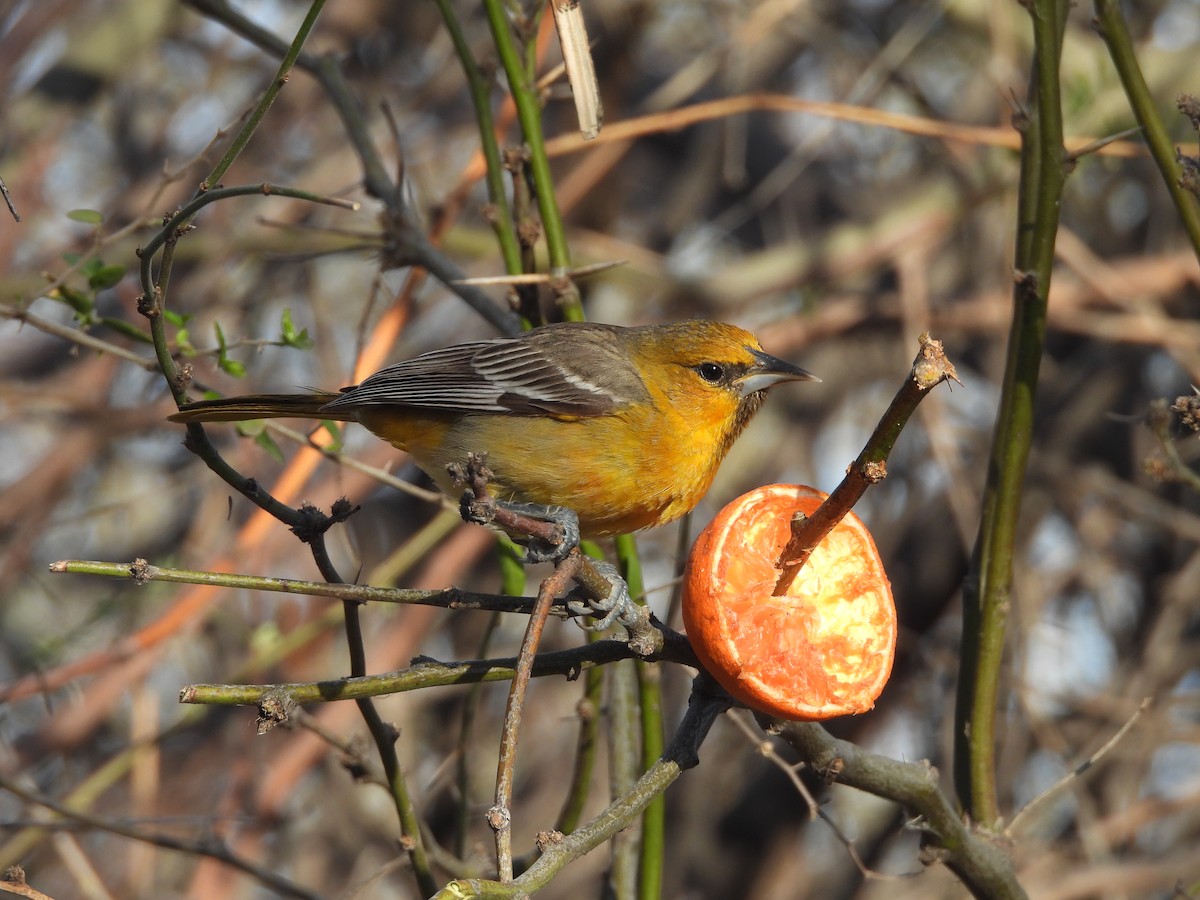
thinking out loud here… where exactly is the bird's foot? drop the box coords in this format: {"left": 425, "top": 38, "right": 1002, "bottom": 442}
{"left": 498, "top": 501, "right": 581, "bottom": 564}
{"left": 451, "top": 454, "right": 581, "bottom": 564}
{"left": 566, "top": 560, "right": 642, "bottom": 633}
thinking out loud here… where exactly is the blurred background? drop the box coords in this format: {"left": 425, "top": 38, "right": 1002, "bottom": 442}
{"left": 2, "top": 0, "right": 1199, "bottom": 897}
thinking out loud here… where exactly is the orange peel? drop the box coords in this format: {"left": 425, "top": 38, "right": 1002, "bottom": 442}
{"left": 682, "top": 485, "right": 896, "bottom": 720}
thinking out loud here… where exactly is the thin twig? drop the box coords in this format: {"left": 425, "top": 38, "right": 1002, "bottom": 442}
{"left": 48, "top": 558, "right": 549, "bottom": 615}
{"left": 1093, "top": 1, "right": 1200, "bottom": 262}
{"left": 0, "top": 304, "right": 159, "bottom": 371}
{"left": 490, "top": 551, "right": 582, "bottom": 880}
{"left": 1006, "top": 697, "right": 1153, "bottom": 836}
{"left": 434, "top": 684, "right": 731, "bottom": 899}
{"left": 729, "top": 712, "right": 916, "bottom": 883}
{"left": 1147, "top": 399, "right": 1200, "bottom": 494}
{"left": 0, "top": 173, "right": 20, "bottom": 221}
{"left": 539, "top": 93, "right": 1145, "bottom": 160}
{"left": 774, "top": 332, "right": 959, "bottom": 594}
{"left": 307, "top": 532, "right": 438, "bottom": 898}
{"left": 179, "top": 637, "right": 688, "bottom": 712}
{"left": 725, "top": 711, "right": 819, "bottom": 819}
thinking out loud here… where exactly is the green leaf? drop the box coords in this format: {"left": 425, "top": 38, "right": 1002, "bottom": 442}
{"left": 254, "top": 429, "right": 285, "bottom": 463}
{"left": 218, "top": 356, "right": 247, "bottom": 377}
{"left": 52, "top": 284, "right": 94, "bottom": 316}
{"left": 67, "top": 209, "right": 104, "bottom": 225}
{"left": 236, "top": 419, "right": 285, "bottom": 460}
{"left": 163, "top": 309, "right": 193, "bottom": 327}
{"left": 213, "top": 321, "right": 246, "bottom": 377}
{"left": 87, "top": 264, "right": 126, "bottom": 291}
{"left": 278, "top": 308, "right": 314, "bottom": 350}
{"left": 175, "top": 328, "right": 194, "bottom": 357}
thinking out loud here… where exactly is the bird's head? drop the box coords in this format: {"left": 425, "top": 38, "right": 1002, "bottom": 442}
{"left": 633, "top": 320, "right": 818, "bottom": 443}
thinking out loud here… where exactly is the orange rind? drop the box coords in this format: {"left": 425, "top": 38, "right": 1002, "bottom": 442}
{"left": 682, "top": 485, "right": 896, "bottom": 720}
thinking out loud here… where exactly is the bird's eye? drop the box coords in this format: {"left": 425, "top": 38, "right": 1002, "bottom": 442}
{"left": 697, "top": 362, "right": 725, "bottom": 383}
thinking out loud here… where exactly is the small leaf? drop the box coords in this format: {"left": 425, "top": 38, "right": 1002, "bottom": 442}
{"left": 290, "top": 328, "right": 313, "bottom": 350}
{"left": 254, "top": 429, "right": 285, "bottom": 463}
{"left": 67, "top": 209, "right": 104, "bottom": 225}
{"left": 213, "top": 321, "right": 246, "bottom": 376}
{"left": 163, "top": 309, "right": 193, "bottom": 327}
{"left": 218, "top": 356, "right": 247, "bottom": 377}
{"left": 175, "top": 328, "right": 194, "bottom": 357}
{"left": 87, "top": 264, "right": 126, "bottom": 291}
{"left": 280, "top": 308, "right": 298, "bottom": 339}
{"left": 279, "top": 308, "right": 314, "bottom": 350}
{"left": 53, "top": 284, "right": 94, "bottom": 315}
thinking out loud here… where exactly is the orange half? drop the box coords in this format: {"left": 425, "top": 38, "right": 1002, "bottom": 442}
{"left": 682, "top": 485, "right": 896, "bottom": 720}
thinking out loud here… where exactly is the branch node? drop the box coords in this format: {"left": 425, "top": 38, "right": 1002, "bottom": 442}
{"left": 486, "top": 803, "right": 511, "bottom": 832}
{"left": 257, "top": 689, "right": 296, "bottom": 733}
{"left": 130, "top": 558, "right": 153, "bottom": 584}
{"left": 535, "top": 829, "right": 564, "bottom": 852}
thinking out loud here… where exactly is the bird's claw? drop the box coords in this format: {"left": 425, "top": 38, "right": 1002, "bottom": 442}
{"left": 567, "top": 560, "right": 638, "bottom": 632}
{"left": 501, "top": 502, "right": 581, "bottom": 564}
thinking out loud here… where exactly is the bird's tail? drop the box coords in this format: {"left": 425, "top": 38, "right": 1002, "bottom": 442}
{"left": 168, "top": 392, "right": 352, "bottom": 423}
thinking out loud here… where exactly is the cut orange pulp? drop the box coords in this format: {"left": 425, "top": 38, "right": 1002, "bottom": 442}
{"left": 682, "top": 485, "right": 896, "bottom": 720}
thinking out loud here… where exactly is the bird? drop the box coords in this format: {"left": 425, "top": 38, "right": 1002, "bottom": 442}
{"left": 170, "top": 320, "right": 817, "bottom": 542}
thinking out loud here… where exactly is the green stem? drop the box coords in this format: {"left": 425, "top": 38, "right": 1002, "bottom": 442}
{"left": 1094, "top": 0, "right": 1200, "bottom": 263}
{"left": 955, "top": 0, "right": 1067, "bottom": 827}
{"left": 616, "top": 533, "right": 664, "bottom": 900}
{"left": 47, "top": 556, "right": 581, "bottom": 615}
{"left": 607, "top": 651, "right": 641, "bottom": 899}
{"left": 180, "top": 640, "right": 676, "bottom": 708}
{"left": 457, "top": 612, "right": 503, "bottom": 858}
{"left": 552, "top": 636, "right": 603, "bottom": 836}
{"left": 206, "top": 0, "right": 327, "bottom": 189}
{"left": 481, "top": 0, "right": 585, "bottom": 321}
{"left": 147, "top": 0, "right": 326, "bottom": 332}
{"left": 434, "top": 0, "right": 523, "bottom": 276}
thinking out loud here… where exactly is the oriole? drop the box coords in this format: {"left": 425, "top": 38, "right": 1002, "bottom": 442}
{"left": 170, "top": 320, "right": 817, "bottom": 538}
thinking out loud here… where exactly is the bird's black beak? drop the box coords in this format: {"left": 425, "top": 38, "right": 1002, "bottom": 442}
{"left": 736, "top": 347, "right": 820, "bottom": 396}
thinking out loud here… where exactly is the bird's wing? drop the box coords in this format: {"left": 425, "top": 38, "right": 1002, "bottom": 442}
{"left": 322, "top": 324, "right": 652, "bottom": 418}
